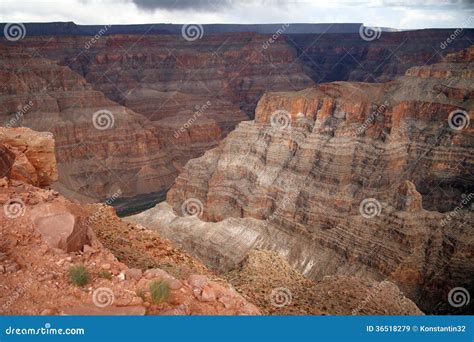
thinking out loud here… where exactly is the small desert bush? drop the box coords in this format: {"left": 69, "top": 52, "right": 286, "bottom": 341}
{"left": 149, "top": 280, "right": 170, "bottom": 304}
{"left": 97, "top": 270, "right": 112, "bottom": 280}
{"left": 68, "top": 265, "right": 90, "bottom": 287}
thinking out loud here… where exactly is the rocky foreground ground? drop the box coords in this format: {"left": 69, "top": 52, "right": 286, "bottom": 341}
{"left": 0, "top": 127, "right": 259, "bottom": 315}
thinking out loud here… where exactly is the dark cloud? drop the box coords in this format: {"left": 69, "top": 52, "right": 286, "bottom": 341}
{"left": 131, "top": 0, "right": 294, "bottom": 12}
{"left": 131, "top": 0, "right": 235, "bottom": 12}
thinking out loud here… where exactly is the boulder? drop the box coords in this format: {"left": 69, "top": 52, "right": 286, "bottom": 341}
{"left": 30, "top": 202, "right": 91, "bottom": 252}
{"left": 125, "top": 268, "right": 143, "bottom": 280}
{"left": 200, "top": 285, "right": 217, "bottom": 302}
{"left": 188, "top": 274, "right": 208, "bottom": 289}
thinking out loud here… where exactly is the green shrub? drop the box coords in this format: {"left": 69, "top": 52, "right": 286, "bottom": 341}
{"left": 97, "top": 270, "right": 112, "bottom": 280}
{"left": 149, "top": 280, "right": 170, "bottom": 304}
{"left": 68, "top": 265, "right": 90, "bottom": 287}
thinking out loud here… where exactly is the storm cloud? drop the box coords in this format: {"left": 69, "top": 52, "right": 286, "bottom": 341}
{"left": 132, "top": 0, "right": 235, "bottom": 12}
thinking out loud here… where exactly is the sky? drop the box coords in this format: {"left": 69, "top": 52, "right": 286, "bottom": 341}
{"left": 0, "top": 0, "right": 473, "bottom": 30}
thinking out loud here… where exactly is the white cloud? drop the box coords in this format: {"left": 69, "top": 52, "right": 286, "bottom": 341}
{"left": 0, "top": 0, "right": 472, "bottom": 29}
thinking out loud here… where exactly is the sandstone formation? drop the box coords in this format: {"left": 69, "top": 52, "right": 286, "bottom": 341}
{"left": 19, "top": 33, "right": 314, "bottom": 119}
{"left": 0, "top": 127, "right": 424, "bottom": 316}
{"left": 0, "top": 127, "right": 57, "bottom": 187}
{"left": 0, "top": 186, "right": 260, "bottom": 315}
{"left": 129, "top": 46, "right": 474, "bottom": 313}
{"left": 396, "top": 180, "right": 422, "bottom": 212}
{"left": 312, "top": 276, "right": 423, "bottom": 315}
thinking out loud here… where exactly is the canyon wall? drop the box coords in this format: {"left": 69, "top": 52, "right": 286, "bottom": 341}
{"left": 287, "top": 29, "right": 474, "bottom": 83}
{"left": 0, "top": 32, "right": 313, "bottom": 203}
{"left": 0, "top": 29, "right": 472, "bottom": 204}
{"left": 129, "top": 46, "right": 474, "bottom": 313}
{"left": 0, "top": 50, "right": 177, "bottom": 201}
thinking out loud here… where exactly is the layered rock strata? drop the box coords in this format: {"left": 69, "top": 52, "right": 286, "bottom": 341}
{"left": 0, "top": 33, "right": 314, "bottom": 201}
{"left": 7, "top": 33, "right": 314, "bottom": 119}
{"left": 129, "top": 47, "right": 474, "bottom": 313}
{"left": 1, "top": 30, "right": 471, "bottom": 202}
{"left": 0, "top": 51, "right": 175, "bottom": 202}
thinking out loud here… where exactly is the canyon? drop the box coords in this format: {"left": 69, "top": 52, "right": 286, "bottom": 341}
{"left": 0, "top": 27, "right": 472, "bottom": 209}
{"left": 0, "top": 24, "right": 473, "bottom": 315}
{"left": 128, "top": 46, "right": 474, "bottom": 314}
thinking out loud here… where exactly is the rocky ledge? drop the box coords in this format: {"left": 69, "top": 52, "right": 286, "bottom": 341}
{"left": 0, "top": 127, "right": 259, "bottom": 315}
